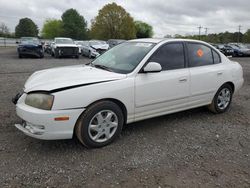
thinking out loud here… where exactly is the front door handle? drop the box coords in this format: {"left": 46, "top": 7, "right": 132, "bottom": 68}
{"left": 217, "top": 72, "right": 223, "bottom": 76}
{"left": 179, "top": 78, "right": 188, "bottom": 82}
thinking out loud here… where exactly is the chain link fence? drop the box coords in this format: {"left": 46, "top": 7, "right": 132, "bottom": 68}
{"left": 0, "top": 37, "right": 19, "bottom": 47}
{"left": 0, "top": 38, "right": 53, "bottom": 47}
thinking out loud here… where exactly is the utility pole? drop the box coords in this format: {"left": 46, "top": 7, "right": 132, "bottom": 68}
{"left": 204, "top": 27, "right": 208, "bottom": 35}
{"left": 238, "top": 25, "right": 242, "bottom": 44}
{"left": 198, "top": 26, "right": 202, "bottom": 40}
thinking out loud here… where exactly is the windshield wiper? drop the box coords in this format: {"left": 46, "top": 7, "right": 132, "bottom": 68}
{"left": 92, "top": 64, "right": 114, "bottom": 72}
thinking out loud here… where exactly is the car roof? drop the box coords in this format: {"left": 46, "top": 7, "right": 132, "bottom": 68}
{"left": 129, "top": 38, "right": 211, "bottom": 44}
{"left": 55, "top": 37, "right": 72, "bottom": 40}
{"left": 21, "top": 37, "right": 38, "bottom": 39}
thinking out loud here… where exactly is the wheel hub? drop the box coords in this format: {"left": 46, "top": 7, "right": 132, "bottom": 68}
{"left": 217, "top": 88, "right": 231, "bottom": 110}
{"left": 88, "top": 110, "right": 118, "bottom": 143}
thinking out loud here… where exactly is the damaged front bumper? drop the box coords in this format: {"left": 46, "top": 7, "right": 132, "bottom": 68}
{"left": 13, "top": 92, "right": 84, "bottom": 140}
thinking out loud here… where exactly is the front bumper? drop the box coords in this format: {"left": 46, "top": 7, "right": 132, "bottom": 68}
{"left": 57, "top": 47, "right": 79, "bottom": 57}
{"left": 14, "top": 93, "right": 84, "bottom": 140}
{"left": 18, "top": 47, "right": 43, "bottom": 57}
{"left": 91, "top": 50, "right": 100, "bottom": 58}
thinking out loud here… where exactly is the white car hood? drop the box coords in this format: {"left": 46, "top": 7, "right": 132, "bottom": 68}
{"left": 24, "top": 65, "right": 126, "bottom": 92}
{"left": 91, "top": 44, "right": 109, "bottom": 50}
{"left": 55, "top": 44, "right": 78, "bottom": 48}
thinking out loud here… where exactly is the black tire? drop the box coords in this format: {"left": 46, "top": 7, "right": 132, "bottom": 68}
{"left": 75, "top": 55, "right": 79, "bottom": 59}
{"left": 54, "top": 50, "right": 59, "bottom": 58}
{"left": 88, "top": 51, "right": 92, "bottom": 58}
{"left": 18, "top": 54, "right": 22, "bottom": 58}
{"left": 75, "top": 101, "right": 124, "bottom": 148}
{"left": 208, "top": 84, "right": 233, "bottom": 114}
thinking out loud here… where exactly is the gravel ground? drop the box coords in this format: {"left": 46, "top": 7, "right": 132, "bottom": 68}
{"left": 0, "top": 48, "right": 249, "bottom": 188}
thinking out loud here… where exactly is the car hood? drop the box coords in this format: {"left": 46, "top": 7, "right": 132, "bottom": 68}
{"left": 239, "top": 48, "right": 250, "bottom": 52}
{"left": 91, "top": 44, "right": 109, "bottom": 50}
{"left": 55, "top": 44, "right": 78, "bottom": 48}
{"left": 24, "top": 65, "right": 126, "bottom": 93}
{"left": 18, "top": 44, "right": 42, "bottom": 48}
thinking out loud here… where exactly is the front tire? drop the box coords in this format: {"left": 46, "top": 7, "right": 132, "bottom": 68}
{"left": 54, "top": 50, "right": 59, "bottom": 58}
{"left": 208, "top": 84, "right": 233, "bottom": 114}
{"left": 75, "top": 101, "right": 124, "bottom": 148}
{"left": 88, "top": 51, "right": 92, "bottom": 58}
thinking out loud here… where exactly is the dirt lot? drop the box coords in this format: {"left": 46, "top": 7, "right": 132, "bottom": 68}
{"left": 0, "top": 48, "right": 249, "bottom": 188}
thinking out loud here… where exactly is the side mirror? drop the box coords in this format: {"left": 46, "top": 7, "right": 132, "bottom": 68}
{"left": 16, "top": 41, "right": 19, "bottom": 44}
{"left": 143, "top": 62, "right": 162, "bottom": 73}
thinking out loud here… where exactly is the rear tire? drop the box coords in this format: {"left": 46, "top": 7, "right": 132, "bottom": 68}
{"left": 75, "top": 101, "right": 124, "bottom": 148}
{"left": 88, "top": 51, "right": 92, "bottom": 58}
{"left": 54, "top": 50, "right": 59, "bottom": 58}
{"left": 208, "top": 84, "right": 233, "bottom": 114}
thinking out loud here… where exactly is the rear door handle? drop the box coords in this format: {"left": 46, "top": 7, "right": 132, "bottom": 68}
{"left": 179, "top": 78, "right": 188, "bottom": 82}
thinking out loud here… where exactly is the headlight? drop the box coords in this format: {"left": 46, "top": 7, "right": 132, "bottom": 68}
{"left": 25, "top": 93, "right": 54, "bottom": 110}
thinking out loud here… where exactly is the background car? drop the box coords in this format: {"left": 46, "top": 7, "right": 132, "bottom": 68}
{"left": 81, "top": 40, "right": 109, "bottom": 58}
{"left": 213, "top": 44, "right": 234, "bottom": 56}
{"left": 228, "top": 43, "right": 250, "bottom": 57}
{"left": 17, "top": 37, "right": 44, "bottom": 58}
{"left": 51, "top": 37, "right": 79, "bottom": 58}
{"left": 74, "top": 40, "right": 84, "bottom": 54}
{"left": 107, "top": 39, "right": 126, "bottom": 48}
{"left": 43, "top": 41, "right": 52, "bottom": 55}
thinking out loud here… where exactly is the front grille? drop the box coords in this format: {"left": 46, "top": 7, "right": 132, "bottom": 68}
{"left": 96, "top": 49, "right": 107, "bottom": 54}
{"left": 58, "top": 47, "right": 78, "bottom": 56}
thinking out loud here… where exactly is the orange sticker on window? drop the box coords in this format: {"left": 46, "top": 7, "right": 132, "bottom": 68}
{"left": 197, "top": 49, "right": 204, "bottom": 57}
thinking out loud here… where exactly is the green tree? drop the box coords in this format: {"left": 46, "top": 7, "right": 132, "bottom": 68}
{"left": 41, "top": 19, "right": 63, "bottom": 39}
{"left": 134, "top": 21, "right": 153, "bottom": 38}
{"left": 15, "top": 18, "right": 38, "bottom": 38}
{"left": 90, "top": 2, "right": 136, "bottom": 40}
{"left": 0, "top": 23, "right": 10, "bottom": 37}
{"left": 61, "top": 9, "right": 87, "bottom": 39}
{"left": 243, "top": 29, "right": 250, "bottom": 43}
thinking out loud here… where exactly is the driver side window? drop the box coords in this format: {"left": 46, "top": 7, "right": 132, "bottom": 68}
{"left": 149, "top": 43, "right": 185, "bottom": 71}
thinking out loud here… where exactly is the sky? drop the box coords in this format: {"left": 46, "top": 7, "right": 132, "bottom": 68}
{"left": 0, "top": 0, "right": 249, "bottom": 37}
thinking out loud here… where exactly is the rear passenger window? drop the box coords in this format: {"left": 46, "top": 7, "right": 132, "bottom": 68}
{"left": 149, "top": 43, "right": 185, "bottom": 70}
{"left": 212, "top": 50, "right": 221, "bottom": 64}
{"left": 187, "top": 43, "right": 213, "bottom": 67}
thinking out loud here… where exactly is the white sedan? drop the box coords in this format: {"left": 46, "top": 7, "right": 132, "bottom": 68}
{"left": 13, "top": 38, "right": 244, "bottom": 148}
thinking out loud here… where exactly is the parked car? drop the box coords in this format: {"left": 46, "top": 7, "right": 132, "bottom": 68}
{"left": 51, "top": 37, "right": 79, "bottom": 58}
{"left": 107, "top": 39, "right": 126, "bottom": 48}
{"left": 74, "top": 41, "right": 84, "bottom": 54}
{"left": 17, "top": 37, "right": 44, "bottom": 58}
{"left": 227, "top": 44, "right": 250, "bottom": 57}
{"left": 213, "top": 44, "right": 234, "bottom": 56}
{"left": 82, "top": 40, "right": 109, "bottom": 58}
{"left": 13, "top": 39, "right": 243, "bottom": 148}
{"left": 43, "top": 41, "right": 52, "bottom": 55}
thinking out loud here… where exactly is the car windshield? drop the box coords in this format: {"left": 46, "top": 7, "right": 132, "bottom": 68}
{"left": 55, "top": 38, "right": 73, "bottom": 44}
{"left": 229, "top": 45, "right": 239, "bottom": 49}
{"left": 75, "top": 41, "right": 84, "bottom": 45}
{"left": 91, "top": 42, "right": 155, "bottom": 74}
{"left": 90, "top": 41, "right": 105, "bottom": 46}
{"left": 236, "top": 44, "right": 247, "bottom": 49}
{"left": 21, "top": 37, "right": 39, "bottom": 45}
